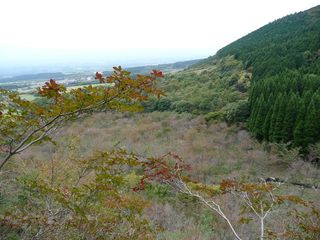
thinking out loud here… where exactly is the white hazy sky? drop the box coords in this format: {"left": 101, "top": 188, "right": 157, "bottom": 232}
{"left": 0, "top": 0, "right": 319, "bottom": 73}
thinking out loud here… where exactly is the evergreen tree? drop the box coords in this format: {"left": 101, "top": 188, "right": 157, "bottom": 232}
{"left": 261, "top": 93, "right": 275, "bottom": 140}
{"left": 262, "top": 108, "right": 273, "bottom": 141}
{"left": 304, "top": 98, "right": 319, "bottom": 146}
{"left": 253, "top": 96, "right": 267, "bottom": 139}
{"left": 272, "top": 94, "right": 287, "bottom": 142}
{"left": 302, "top": 90, "right": 313, "bottom": 107}
{"left": 248, "top": 96, "right": 260, "bottom": 131}
{"left": 269, "top": 95, "right": 282, "bottom": 141}
{"left": 293, "top": 120, "right": 305, "bottom": 149}
{"left": 293, "top": 100, "right": 306, "bottom": 148}
{"left": 281, "top": 93, "right": 298, "bottom": 143}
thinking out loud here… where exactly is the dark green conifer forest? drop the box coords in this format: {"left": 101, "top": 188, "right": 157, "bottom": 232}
{"left": 217, "top": 5, "right": 320, "bottom": 149}
{"left": 248, "top": 73, "right": 320, "bottom": 148}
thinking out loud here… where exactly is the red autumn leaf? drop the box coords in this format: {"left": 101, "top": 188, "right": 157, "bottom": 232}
{"left": 38, "top": 79, "right": 65, "bottom": 99}
{"left": 95, "top": 72, "right": 104, "bottom": 83}
{"left": 151, "top": 70, "right": 164, "bottom": 78}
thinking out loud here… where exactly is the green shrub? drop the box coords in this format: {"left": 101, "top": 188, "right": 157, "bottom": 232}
{"left": 223, "top": 100, "right": 250, "bottom": 124}
{"left": 204, "top": 111, "right": 223, "bottom": 122}
{"left": 142, "top": 97, "right": 158, "bottom": 112}
{"left": 173, "top": 101, "right": 194, "bottom": 113}
{"left": 157, "top": 98, "right": 172, "bottom": 111}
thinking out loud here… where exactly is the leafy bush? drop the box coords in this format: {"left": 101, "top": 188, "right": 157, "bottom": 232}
{"left": 173, "top": 100, "right": 195, "bottom": 113}
{"left": 143, "top": 97, "right": 158, "bottom": 112}
{"left": 157, "top": 98, "right": 172, "bottom": 111}
{"left": 223, "top": 100, "right": 250, "bottom": 124}
{"left": 204, "top": 111, "right": 223, "bottom": 122}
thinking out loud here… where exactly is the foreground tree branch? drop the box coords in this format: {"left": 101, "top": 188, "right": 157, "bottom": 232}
{"left": 135, "top": 152, "right": 320, "bottom": 239}
{"left": 0, "top": 67, "right": 164, "bottom": 170}
{"left": 175, "top": 178, "right": 242, "bottom": 240}
{"left": 1, "top": 149, "right": 158, "bottom": 239}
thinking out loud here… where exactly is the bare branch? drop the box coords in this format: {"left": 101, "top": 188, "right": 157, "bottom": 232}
{"left": 175, "top": 178, "right": 242, "bottom": 240}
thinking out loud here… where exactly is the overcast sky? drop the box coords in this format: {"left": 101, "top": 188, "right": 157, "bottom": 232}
{"left": 0, "top": 0, "right": 319, "bottom": 73}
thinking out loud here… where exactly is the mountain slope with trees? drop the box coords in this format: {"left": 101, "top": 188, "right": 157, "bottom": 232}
{"left": 144, "top": 56, "right": 251, "bottom": 124}
{"left": 199, "top": 5, "right": 320, "bottom": 149}
{"left": 216, "top": 5, "right": 320, "bottom": 79}
{"left": 146, "top": 7, "right": 320, "bottom": 149}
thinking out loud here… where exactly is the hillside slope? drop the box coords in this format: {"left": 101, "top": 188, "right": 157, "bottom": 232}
{"left": 152, "top": 5, "right": 320, "bottom": 149}
{"left": 197, "top": 5, "right": 320, "bottom": 149}
{"left": 217, "top": 5, "right": 320, "bottom": 80}
{"left": 144, "top": 56, "right": 251, "bottom": 124}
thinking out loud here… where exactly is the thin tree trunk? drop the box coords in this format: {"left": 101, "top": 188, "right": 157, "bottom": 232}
{"left": 260, "top": 217, "right": 264, "bottom": 240}
{"left": 0, "top": 153, "right": 12, "bottom": 170}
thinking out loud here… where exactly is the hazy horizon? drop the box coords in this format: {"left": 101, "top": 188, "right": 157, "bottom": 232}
{"left": 0, "top": 47, "right": 213, "bottom": 76}
{"left": 0, "top": 0, "right": 319, "bottom": 76}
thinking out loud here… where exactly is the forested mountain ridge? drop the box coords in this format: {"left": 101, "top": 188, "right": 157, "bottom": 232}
{"left": 190, "top": 5, "right": 320, "bottom": 150}
{"left": 216, "top": 5, "right": 320, "bottom": 79}
{"left": 147, "top": 5, "right": 320, "bottom": 149}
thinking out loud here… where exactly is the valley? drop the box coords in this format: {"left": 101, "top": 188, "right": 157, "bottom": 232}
{"left": 0, "top": 4, "right": 320, "bottom": 240}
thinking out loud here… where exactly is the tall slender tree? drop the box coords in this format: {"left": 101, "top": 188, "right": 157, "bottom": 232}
{"left": 269, "top": 94, "right": 282, "bottom": 141}
{"left": 281, "top": 93, "right": 298, "bottom": 143}
{"left": 293, "top": 100, "right": 306, "bottom": 148}
{"left": 272, "top": 93, "right": 287, "bottom": 142}
{"left": 304, "top": 98, "right": 319, "bottom": 146}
